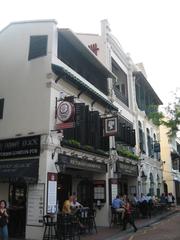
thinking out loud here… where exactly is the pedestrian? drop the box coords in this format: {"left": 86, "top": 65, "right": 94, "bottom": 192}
{"left": 123, "top": 198, "right": 137, "bottom": 232}
{"left": 0, "top": 200, "right": 8, "bottom": 240}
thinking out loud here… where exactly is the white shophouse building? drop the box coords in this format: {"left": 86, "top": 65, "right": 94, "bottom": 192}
{"left": 0, "top": 19, "right": 164, "bottom": 240}
{"left": 0, "top": 19, "right": 119, "bottom": 239}
{"left": 77, "top": 19, "right": 164, "bottom": 198}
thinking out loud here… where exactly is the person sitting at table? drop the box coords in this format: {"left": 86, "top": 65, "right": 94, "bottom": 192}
{"left": 62, "top": 195, "right": 73, "bottom": 214}
{"left": 112, "top": 195, "right": 125, "bottom": 220}
{"left": 71, "top": 195, "right": 83, "bottom": 209}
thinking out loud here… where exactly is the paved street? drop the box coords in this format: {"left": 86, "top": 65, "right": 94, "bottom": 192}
{"left": 111, "top": 211, "right": 180, "bottom": 240}
{"left": 81, "top": 208, "right": 180, "bottom": 240}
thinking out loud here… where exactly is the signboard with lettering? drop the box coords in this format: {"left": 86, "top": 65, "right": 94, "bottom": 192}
{"left": 116, "top": 161, "right": 138, "bottom": 176}
{"left": 0, "top": 158, "right": 39, "bottom": 183}
{"left": 58, "top": 153, "right": 107, "bottom": 173}
{"left": 27, "top": 184, "right": 45, "bottom": 226}
{"left": 47, "top": 172, "right": 57, "bottom": 214}
{"left": 0, "top": 135, "right": 40, "bottom": 159}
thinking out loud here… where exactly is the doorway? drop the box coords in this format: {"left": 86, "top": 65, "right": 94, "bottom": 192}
{"left": 77, "top": 179, "right": 93, "bottom": 208}
{"left": 8, "top": 182, "right": 27, "bottom": 238}
{"left": 57, "top": 174, "right": 72, "bottom": 211}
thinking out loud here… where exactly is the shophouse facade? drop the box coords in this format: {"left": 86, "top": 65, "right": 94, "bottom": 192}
{"left": 77, "top": 19, "right": 163, "bottom": 198}
{"left": 0, "top": 20, "right": 119, "bottom": 239}
{"left": 0, "top": 19, "right": 164, "bottom": 240}
{"left": 160, "top": 124, "right": 180, "bottom": 204}
{"left": 133, "top": 65, "right": 164, "bottom": 197}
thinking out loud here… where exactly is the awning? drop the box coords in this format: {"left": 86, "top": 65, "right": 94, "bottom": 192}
{"left": 0, "top": 158, "right": 39, "bottom": 183}
{"left": 58, "top": 28, "right": 116, "bottom": 79}
{"left": 51, "top": 59, "right": 118, "bottom": 111}
{"left": 133, "top": 71, "right": 163, "bottom": 105}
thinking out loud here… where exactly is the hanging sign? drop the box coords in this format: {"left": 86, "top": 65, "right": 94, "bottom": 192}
{"left": 56, "top": 101, "right": 75, "bottom": 130}
{"left": 103, "top": 116, "right": 118, "bottom": 136}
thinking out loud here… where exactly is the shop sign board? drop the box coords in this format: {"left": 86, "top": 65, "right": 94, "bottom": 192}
{"left": 116, "top": 161, "right": 138, "bottom": 176}
{"left": 27, "top": 183, "right": 45, "bottom": 226}
{"left": 58, "top": 153, "right": 107, "bottom": 173}
{"left": 56, "top": 100, "right": 75, "bottom": 130}
{"left": 0, "top": 135, "right": 40, "bottom": 159}
{"left": 103, "top": 116, "right": 118, "bottom": 136}
{"left": 0, "top": 158, "right": 39, "bottom": 183}
{"left": 47, "top": 172, "right": 57, "bottom": 214}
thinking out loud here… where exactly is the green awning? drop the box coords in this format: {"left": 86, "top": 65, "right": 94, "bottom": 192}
{"left": 52, "top": 61, "right": 118, "bottom": 111}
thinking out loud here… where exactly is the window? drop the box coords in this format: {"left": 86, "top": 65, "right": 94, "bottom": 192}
{"left": 138, "top": 121, "right": 146, "bottom": 153}
{"left": 28, "top": 35, "right": 48, "bottom": 60}
{"left": 0, "top": 98, "right": 4, "bottom": 119}
{"left": 147, "top": 128, "right": 152, "bottom": 157}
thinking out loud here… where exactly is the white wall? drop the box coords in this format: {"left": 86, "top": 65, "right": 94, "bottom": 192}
{"left": 0, "top": 21, "right": 57, "bottom": 138}
{"left": 77, "top": 33, "right": 107, "bottom": 67}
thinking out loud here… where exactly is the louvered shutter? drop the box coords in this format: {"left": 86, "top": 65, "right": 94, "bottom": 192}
{"left": 130, "top": 129, "right": 136, "bottom": 147}
{"left": 93, "top": 111, "right": 101, "bottom": 149}
{"left": 125, "top": 126, "right": 131, "bottom": 144}
{"left": 74, "top": 103, "right": 86, "bottom": 145}
{"left": 0, "top": 99, "right": 4, "bottom": 119}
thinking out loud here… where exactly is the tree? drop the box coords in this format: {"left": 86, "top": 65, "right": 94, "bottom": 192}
{"left": 162, "top": 91, "right": 180, "bottom": 137}
{"left": 147, "top": 90, "right": 180, "bottom": 138}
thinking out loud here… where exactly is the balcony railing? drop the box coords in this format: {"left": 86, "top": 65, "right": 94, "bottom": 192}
{"left": 114, "top": 88, "right": 129, "bottom": 106}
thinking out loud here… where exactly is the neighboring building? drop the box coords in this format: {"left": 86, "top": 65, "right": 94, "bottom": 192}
{"left": 133, "top": 64, "right": 163, "bottom": 197}
{"left": 160, "top": 124, "right": 180, "bottom": 204}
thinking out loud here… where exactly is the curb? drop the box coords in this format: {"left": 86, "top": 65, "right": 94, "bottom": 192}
{"left": 105, "top": 209, "right": 179, "bottom": 240}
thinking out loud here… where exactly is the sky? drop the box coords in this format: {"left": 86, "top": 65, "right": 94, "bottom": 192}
{"left": 1, "top": 0, "right": 180, "bottom": 106}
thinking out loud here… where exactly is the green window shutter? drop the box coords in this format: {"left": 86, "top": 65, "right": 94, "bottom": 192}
{"left": 0, "top": 99, "right": 4, "bottom": 119}
{"left": 28, "top": 35, "right": 48, "bottom": 60}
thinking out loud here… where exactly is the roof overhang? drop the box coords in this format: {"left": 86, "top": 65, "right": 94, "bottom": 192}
{"left": 133, "top": 71, "right": 163, "bottom": 105}
{"left": 58, "top": 28, "right": 116, "bottom": 80}
{"left": 51, "top": 58, "right": 118, "bottom": 111}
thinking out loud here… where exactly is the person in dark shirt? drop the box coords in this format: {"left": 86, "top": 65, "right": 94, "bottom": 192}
{"left": 123, "top": 199, "right": 137, "bottom": 232}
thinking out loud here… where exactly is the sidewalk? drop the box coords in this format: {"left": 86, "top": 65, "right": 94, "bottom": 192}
{"left": 9, "top": 207, "right": 179, "bottom": 240}
{"left": 81, "top": 206, "right": 180, "bottom": 240}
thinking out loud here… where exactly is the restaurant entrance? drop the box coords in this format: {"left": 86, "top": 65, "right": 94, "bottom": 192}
{"left": 57, "top": 174, "right": 72, "bottom": 211}
{"left": 77, "top": 179, "right": 93, "bottom": 209}
{"left": 8, "top": 182, "right": 27, "bottom": 238}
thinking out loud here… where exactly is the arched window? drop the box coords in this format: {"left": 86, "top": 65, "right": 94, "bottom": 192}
{"left": 149, "top": 173, "right": 154, "bottom": 195}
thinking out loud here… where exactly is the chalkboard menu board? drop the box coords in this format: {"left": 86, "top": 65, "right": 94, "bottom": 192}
{"left": 27, "top": 184, "right": 45, "bottom": 226}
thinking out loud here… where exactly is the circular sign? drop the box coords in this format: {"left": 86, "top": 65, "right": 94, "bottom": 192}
{"left": 57, "top": 101, "right": 75, "bottom": 122}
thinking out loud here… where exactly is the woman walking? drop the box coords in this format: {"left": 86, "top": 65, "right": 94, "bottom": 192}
{"left": 0, "top": 200, "right": 8, "bottom": 240}
{"left": 123, "top": 198, "right": 137, "bottom": 232}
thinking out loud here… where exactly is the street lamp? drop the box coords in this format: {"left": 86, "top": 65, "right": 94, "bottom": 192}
{"left": 55, "top": 159, "right": 66, "bottom": 173}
